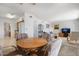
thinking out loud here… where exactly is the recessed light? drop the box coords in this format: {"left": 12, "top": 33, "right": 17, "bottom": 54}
{"left": 32, "top": 3, "right": 36, "bottom": 5}
{"left": 29, "top": 16, "right": 32, "bottom": 18}
{"left": 19, "top": 3, "right": 23, "bottom": 5}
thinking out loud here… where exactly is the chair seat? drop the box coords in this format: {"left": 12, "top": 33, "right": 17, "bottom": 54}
{"left": 3, "top": 46, "right": 16, "bottom": 55}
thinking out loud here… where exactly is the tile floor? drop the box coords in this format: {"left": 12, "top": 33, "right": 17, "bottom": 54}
{"left": 58, "top": 39, "right": 79, "bottom": 56}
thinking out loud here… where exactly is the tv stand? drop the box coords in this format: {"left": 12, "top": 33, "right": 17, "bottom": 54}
{"left": 59, "top": 32, "right": 69, "bottom": 37}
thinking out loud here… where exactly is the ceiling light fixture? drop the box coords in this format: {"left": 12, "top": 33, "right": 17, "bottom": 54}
{"left": 6, "top": 13, "right": 16, "bottom": 19}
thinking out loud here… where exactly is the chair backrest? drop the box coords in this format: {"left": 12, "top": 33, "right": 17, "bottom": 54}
{"left": 41, "top": 44, "right": 51, "bottom": 56}
{"left": 15, "top": 33, "right": 28, "bottom": 40}
{"left": 70, "top": 32, "right": 79, "bottom": 41}
{"left": 21, "top": 33, "right": 28, "bottom": 39}
{"left": 42, "top": 32, "right": 48, "bottom": 38}
{"left": 42, "top": 42, "right": 51, "bottom": 51}
{"left": 42, "top": 32, "right": 50, "bottom": 41}
{"left": 15, "top": 34, "right": 22, "bottom": 40}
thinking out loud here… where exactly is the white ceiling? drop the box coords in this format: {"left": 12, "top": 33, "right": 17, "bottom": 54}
{"left": 0, "top": 3, "right": 79, "bottom": 22}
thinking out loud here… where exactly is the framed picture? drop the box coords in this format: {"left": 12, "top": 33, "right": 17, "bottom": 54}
{"left": 54, "top": 24, "right": 59, "bottom": 30}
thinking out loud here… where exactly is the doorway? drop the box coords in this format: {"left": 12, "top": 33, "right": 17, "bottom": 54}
{"left": 16, "top": 20, "right": 24, "bottom": 34}
{"left": 4, "top": 23, "right": 11, "bottom": 37}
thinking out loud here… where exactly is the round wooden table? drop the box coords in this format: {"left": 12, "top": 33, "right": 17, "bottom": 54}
{"left": 17, "top": 38, "right": 48, "bottom": 49}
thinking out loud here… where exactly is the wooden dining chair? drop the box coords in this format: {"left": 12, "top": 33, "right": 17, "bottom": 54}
{"left": 3, "top": 45, "right": 21, "bottom": 56}
{"left": 38, "top": 44, "right": 51, "bottom": 56}
{"left": 29, "top": 48, "right": 39, "bottom": 56}
{"left": 5, "top": 45, "right": 30, "bottom": 56}
{"left": 42, "top": 32, "right": 50, "bottom": 42}
{"left": 15, "top": 46, "right": 30, "bottom": 56}
{"left": 15, "top": 33, "right": 28, "bottom": 40}
{"left": 21, "top": 33, "right": 28, "bottom": 39}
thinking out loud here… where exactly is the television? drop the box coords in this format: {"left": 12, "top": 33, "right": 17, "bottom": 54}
{"left": 61, "top": 28, "right": 70, "bottom": 33}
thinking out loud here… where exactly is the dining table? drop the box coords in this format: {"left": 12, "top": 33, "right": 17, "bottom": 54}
{"left": 17, "top": 38, "right": 48, "bottom": 49}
